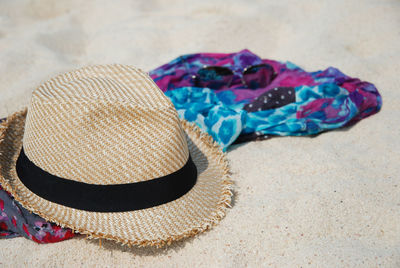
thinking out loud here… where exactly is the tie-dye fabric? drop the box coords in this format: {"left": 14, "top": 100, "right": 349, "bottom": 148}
{"left": 150, "top": 49, "right": 382, "bottom": 150}
{"left": 0, "top": 185, "right": 74, "bottom": 243}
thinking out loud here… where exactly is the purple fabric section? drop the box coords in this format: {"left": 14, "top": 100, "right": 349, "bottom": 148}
{"left": 150, "top": 49, "right": 382, "bottom": 148}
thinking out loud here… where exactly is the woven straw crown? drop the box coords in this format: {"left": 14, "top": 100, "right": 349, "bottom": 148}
{"left": 22, "top": 64, "right": 189, "bottom": 185}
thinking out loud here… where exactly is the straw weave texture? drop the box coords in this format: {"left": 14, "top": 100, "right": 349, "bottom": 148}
{"left": 23, "top": 64, "right": 189, "bottom": 184}
{"left": 0, "top": 65, "right": 232, "bottom": 247}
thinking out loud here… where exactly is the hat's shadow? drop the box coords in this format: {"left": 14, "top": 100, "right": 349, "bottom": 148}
{"left": 84, "top": 234, "right": 196, "bottom": 256}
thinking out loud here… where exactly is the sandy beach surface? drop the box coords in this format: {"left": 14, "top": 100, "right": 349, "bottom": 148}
{"left": 0, "top": 0, "right": 399, "bottom": 267}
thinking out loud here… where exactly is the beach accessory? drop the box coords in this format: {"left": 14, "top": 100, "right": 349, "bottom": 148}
{"left": 150, "top": 49, "right": 382, "bottom": 150}
{"left": 192, "top": 64, "right": 276, "bottom": 89}
{"left": 0, "top": 64, "right": 232, "bottom": 247}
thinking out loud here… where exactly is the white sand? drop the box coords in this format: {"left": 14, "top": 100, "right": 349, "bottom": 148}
{"left": 1, "top": 0, "right": 399, "bottom": 267}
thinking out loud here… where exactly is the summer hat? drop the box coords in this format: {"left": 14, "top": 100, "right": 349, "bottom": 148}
{"left": 0, "top": 64, "right": 232, "bottom": 247}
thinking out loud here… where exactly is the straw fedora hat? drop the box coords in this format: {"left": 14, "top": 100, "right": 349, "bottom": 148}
{"left": 0, "top": 64, "right": 232, "bottom": 247}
